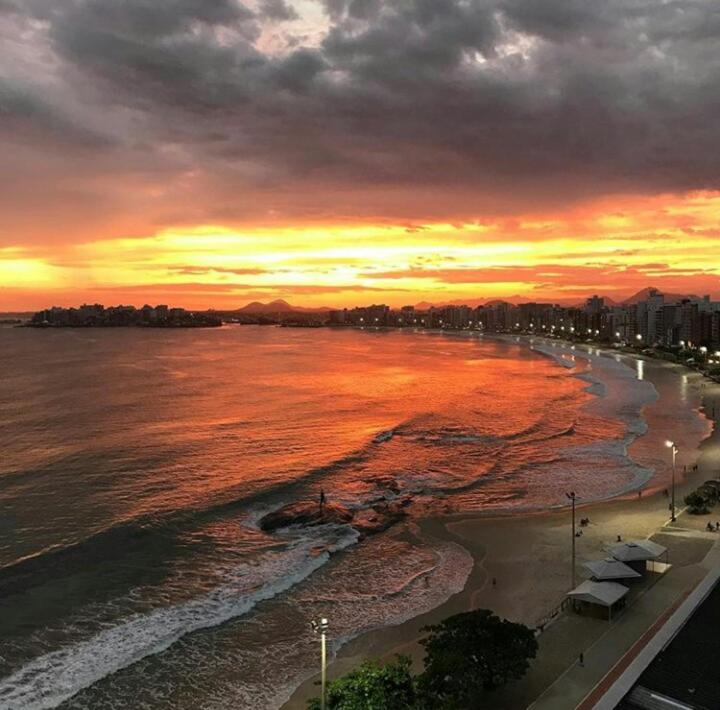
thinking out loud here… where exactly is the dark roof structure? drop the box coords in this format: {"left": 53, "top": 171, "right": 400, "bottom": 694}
{"left": 620, "top": 576, "right": 720, "bottom": 710}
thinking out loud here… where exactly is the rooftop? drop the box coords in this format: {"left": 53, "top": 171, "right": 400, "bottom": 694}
{"left": 620, "top": 575, "right": 720, "bottom": 709}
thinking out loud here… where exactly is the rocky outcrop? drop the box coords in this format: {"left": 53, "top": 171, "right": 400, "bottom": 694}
{"left": 372, "top": 475, "right": 401, "bottom": 495}
{"left": 352, "top": 499, "right": 410, "bottom": 535}
{"left": 259, "top": 501, "right": 354, "bottom": 532}
{"left": 258, "top": 496, "right": 412, "bottom": 537}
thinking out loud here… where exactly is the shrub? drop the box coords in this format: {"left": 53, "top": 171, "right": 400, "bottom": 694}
{"left": 307, "top": 656, "right": 417, "bottom": 710}
{"left": 684, "top": 490, "right": 710, "bottom": 514}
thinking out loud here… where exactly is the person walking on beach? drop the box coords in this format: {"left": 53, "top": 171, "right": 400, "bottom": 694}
{"left": 579, "top": 652, "right": 585, "bottom": 667}
{"left": 319, "top": 489, "right": 326, "bottom": 515}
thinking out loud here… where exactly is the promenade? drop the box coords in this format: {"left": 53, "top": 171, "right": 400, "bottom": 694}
{"left": 529, "top": 513, "right": 720, "bottom": 710}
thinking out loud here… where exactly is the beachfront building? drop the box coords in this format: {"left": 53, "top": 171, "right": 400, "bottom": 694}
{"left": 608, "top": 540, "right": 668, "bottom": 574}
{"left": 331, "top": 288, "right": 720, "bottom": 356}
{"left": 567, "top": 580, "right": 629, "bottom": 621}
{"left": 583, "top": 559, "right": 642, "bottom": 582}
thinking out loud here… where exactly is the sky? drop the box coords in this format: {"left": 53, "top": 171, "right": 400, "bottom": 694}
{"left": 1, "top": 0, "right": 720, "bottom": 311}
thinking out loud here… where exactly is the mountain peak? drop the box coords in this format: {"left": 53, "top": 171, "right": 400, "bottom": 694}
{"left": 239, "top": 299, "right": 296, "bottom": 313}
{"left": 622, "top": 287, "right": 690, "bottom": 305}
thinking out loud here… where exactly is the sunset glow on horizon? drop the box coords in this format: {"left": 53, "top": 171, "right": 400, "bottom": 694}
{"left": 3, "top": 189, "right": 720, "bottom": 311}
{"left": 2, "top": 0, "right": 720, "bottom": 310}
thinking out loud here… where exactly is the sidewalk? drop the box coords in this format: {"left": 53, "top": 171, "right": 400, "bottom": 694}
{"left": 529, "top": 529, "right": 720, "bottom": 710}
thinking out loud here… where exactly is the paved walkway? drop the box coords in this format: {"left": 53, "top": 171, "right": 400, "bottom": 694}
{"left": 529, "top": 524, "right": 720, "bottom": 710}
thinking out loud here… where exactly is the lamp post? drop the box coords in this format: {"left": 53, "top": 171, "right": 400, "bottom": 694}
{"left": 311, "top": 617, "right": 329, "bottom": 710}
{"left": 665, "top": 441, "right": 678, "bottom": 522}
{"left": 566, "top": 491, "right": 580, "bottom": 588}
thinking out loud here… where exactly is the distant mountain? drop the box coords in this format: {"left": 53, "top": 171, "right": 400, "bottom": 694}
{"left": 414, "top": 294, "right": 581, "bottom": 309}
{"left": 622, "top": 287, "right": 691, "bottom": 305}
{"left": 484, "top": 299, "right": 512, "bottom": 307}
{"left": 238, "top": 299, "right": 330, "bottom": 313}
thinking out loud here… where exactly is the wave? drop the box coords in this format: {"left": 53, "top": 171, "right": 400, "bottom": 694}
{"left": 0, "top": 526, "right": 359, "bottom": 710}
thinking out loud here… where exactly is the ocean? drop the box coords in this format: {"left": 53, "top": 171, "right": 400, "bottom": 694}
{"left": 0, "top": 325, "right": 678, "bottom": 708}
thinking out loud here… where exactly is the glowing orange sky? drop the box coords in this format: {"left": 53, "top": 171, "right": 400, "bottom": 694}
{"left": 3, "top": 190, "right": 719, "bottom": 311}
{"left": 3, "top": 0, "right": 720, "bottom": 312}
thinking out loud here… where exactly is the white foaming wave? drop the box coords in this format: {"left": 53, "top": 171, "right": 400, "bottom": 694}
{"left": 491, "top": 337, "right": 660, "bottom": 506}
{"left": 0, "top": 527, "right": 359, "bottom": 710}
{"left": 265, "top": 538, "right": 474, "bottom": 710}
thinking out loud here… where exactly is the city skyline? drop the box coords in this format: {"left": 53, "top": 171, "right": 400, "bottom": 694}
{"left": 3, "top": 1, "right": 720, "bottom": 310}
{"left": 24, "top": 286, "right": 720, "bottom": 355}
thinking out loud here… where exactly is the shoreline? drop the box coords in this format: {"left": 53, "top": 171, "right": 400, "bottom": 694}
{"left": 283, "top": 341, "right": 720, "bottom": 709}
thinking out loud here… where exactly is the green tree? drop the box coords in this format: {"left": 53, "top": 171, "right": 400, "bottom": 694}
{"left": 307, "top": 655, "right": 418, "bottom": 710}
{"left": 417, "top": 609, "right": 538, "bottom": 708}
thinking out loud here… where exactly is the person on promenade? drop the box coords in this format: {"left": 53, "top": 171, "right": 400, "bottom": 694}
{"left": 616, "top": 534, "right": 622, "bottom": 542}
{"left": 579, "top": 652, "right": 585, "bottom": 667}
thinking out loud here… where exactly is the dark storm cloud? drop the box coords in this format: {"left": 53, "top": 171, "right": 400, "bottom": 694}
{"left": 3, "top": 0, "right": 720, "bottom": 235}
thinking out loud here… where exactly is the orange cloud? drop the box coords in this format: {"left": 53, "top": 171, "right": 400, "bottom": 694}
{"left": 2, "top": 191, "right": 720, "bottom": 311}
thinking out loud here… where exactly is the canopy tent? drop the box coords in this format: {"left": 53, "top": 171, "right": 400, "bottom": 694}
{"left": 567, "top": 580, "right": 629, "bottom": 607}
{"left": 609, "top": 540, "right": 667, "bottom": 563}
{"left": 584, "top": 558, "right": 642, "bottom": 581}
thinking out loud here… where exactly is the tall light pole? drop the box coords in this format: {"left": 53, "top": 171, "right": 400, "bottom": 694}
{"left": 566, "top": 491, "right": 580, "bottom": 588}
{"left": 311, "top": 617, "right": 329, "bottom": 710}
{"left": 665, "top": 440, "right": 678, "bottom": 522}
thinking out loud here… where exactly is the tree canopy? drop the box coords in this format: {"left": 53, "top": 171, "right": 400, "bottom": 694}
{"left": 307, "top": 609, "right": 538, "bottom": 709}
{"left": 307, "top": 655, "right": 417, "bottom": 710}
{"left": 417, "top": 609, "right": 538, "bottom": 707}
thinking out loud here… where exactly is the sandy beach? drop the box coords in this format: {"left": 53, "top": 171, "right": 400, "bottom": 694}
{"left": 284, "top": 346, "right": 720, "bottom": 709}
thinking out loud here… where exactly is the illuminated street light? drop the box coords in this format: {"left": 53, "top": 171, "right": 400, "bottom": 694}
{"left": 310, "top": 617, "right": 330, "bottom": 710}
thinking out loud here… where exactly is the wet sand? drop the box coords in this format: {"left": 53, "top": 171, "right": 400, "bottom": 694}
{"left": 283, "top": 353, "right": 720, "bottom": 709}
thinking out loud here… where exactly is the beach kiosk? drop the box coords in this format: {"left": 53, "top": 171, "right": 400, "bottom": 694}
{"left": 583, "top": 558, "right": 642, "bottom": 582}
{"left": 608, "top": 540, "right": 668, "bottom": 574}
{"left": 567, "top": 580, "right": 629, "bottom": 620}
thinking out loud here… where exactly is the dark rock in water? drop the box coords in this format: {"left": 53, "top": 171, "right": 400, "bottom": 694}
{"left": 259, "top": 501, "right": 354, "bottom": 532}
{"left": 353, "top": 499, "right": 410, "bottom": 536}
{"left": 373, "top": 475, "right": 401, "bottom": 495}
{"left": 259, "top": 496, "right": 412, "bottom": 537}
